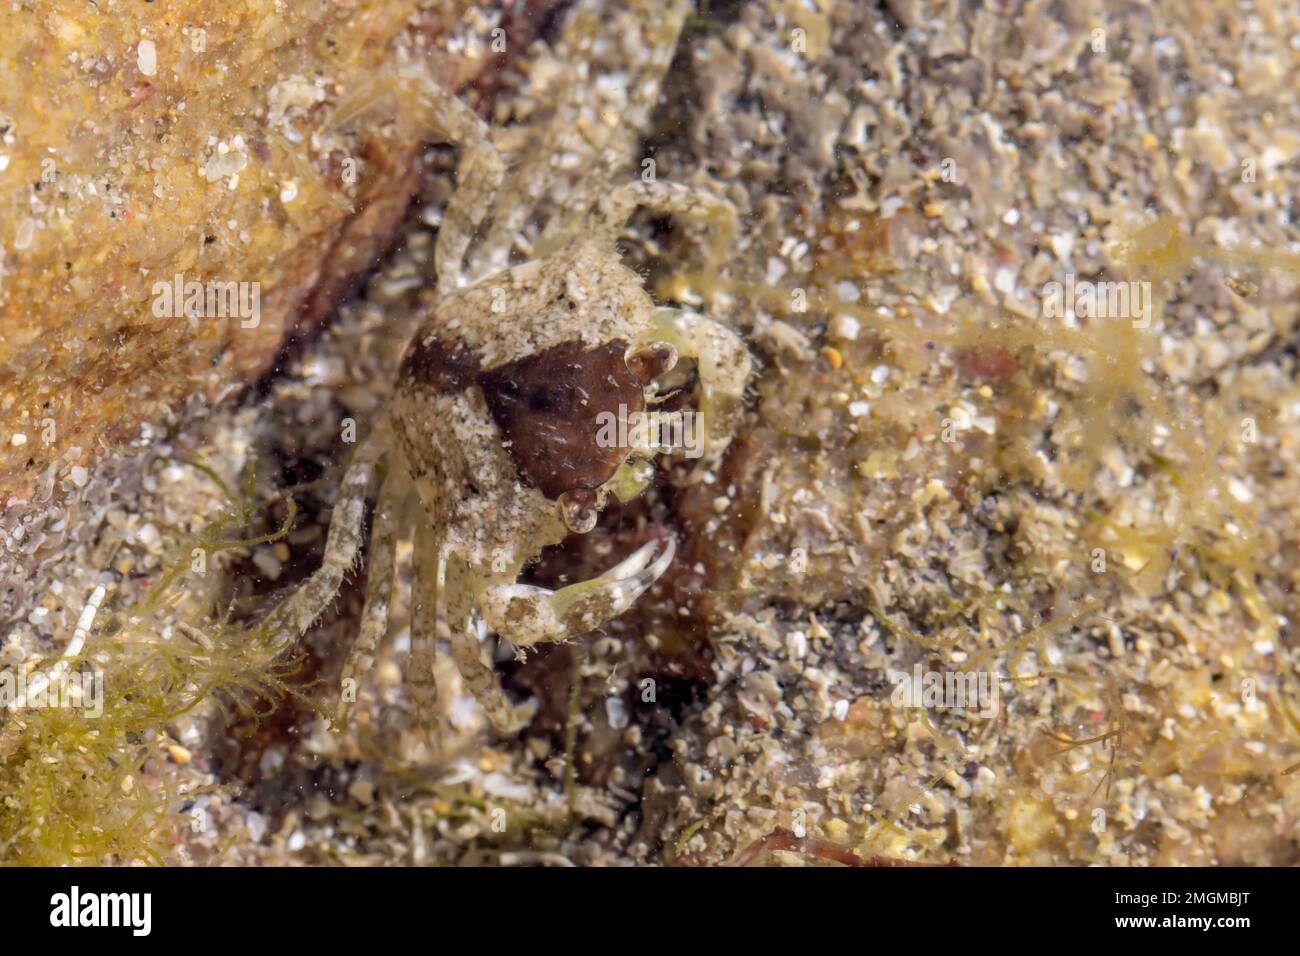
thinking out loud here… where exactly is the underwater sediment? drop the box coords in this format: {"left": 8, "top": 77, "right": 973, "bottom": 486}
{"left": 2, "top": 0, "right": 1300, "bottom": 866}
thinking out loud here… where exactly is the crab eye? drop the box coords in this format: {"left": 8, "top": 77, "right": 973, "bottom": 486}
{"left": 624, "top": 340, "right": 678, "bottom": 383}
{"left": 558, "top": 488, "right": 601, "bottom": 533}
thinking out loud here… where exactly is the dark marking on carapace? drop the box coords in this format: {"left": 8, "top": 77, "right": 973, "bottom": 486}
{"left": 399, "top": 334, "right": 483, "bottom": 392}
{"left": 478, "top": 339, "right": 646, "bottom": 499}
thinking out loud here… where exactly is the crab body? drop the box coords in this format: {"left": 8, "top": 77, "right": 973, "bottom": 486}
{"left": 263, "top": 0, "right": 751, "bottom": 734}
{"left": 392, "top": 240, "right": 675, "bottom": 646}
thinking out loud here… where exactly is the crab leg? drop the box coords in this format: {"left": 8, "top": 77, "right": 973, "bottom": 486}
{"left": 585, "top": 180, "right": 737, "bottom": 271}
{"left": 441, "top": 553, "right": 537, "bottom": 734}
{"left": 412, "top": 86, "right": 506, "bottom": 290}
{"left": 326, "top": 70, "right": 504, "bottom": 290}
{"left": 528, "top": 0, "right": 695, "bottom": 258}
{"left": 334, "top": 472, "right": 404, "bottom": 727}
{"left": 266, "top": 437, "right": 381, "bottom": 649}
{"left": 403, "top": 514, "right": 443, "bottom": 732}
{"left": 479, "top": 535, "right": 676, "bottom": 649}
{"left": 473, "top": 0, "right": 621, "bottom": 275}
{"left": 642, "top": 307, "right": 751, "bottom": 457}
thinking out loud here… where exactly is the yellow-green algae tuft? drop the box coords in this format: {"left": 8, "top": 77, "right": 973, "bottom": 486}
{"left": 0, "top": 466, "right": 316, "bottom": 865}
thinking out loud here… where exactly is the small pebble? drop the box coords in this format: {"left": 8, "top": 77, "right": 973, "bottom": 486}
{"left": 137, "top": 39, "right": 157, "bottom": 76}
{"left": 348, "top": 780, "right": 376, "bottom": 805}
{"left": 830, "top": 314, "right": 860, "bottom": 341}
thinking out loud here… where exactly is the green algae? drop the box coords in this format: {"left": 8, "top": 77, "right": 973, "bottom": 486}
{"left": 0, "top": 464, "right": 313, "bottom": 865}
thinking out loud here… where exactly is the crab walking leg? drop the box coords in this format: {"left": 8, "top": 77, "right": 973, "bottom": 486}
{"left": 334, "top": 474, "right": 404, "bottom": 726}
{"left": 405, "top": 517, "right": 441, "bottom": 730}
{"left": 480, "top": 536, "right": 676, "bottom": 650}
{"left": 400, "top": 76, "right": 505, "bottom": 290}
{"left": 6, "top": 583, "right": 105, "bottom": 711}
{"left": 472, "top": 167, "right": 562, "bottom": 278}
{"left": 472, "top": 0, "right": 604, "bottom": 276}
{"left": 441, "top": 555, "right": 537, "bottom": 734}
{"left": 326, "top": 72, "right": 502, "bottom": 288}
{"left": 474, "top": 0, "right": 693, "bottom": 275}
{"left": 266, "top": 439, "right": 382, "bottom": 649}
{"left": 645, "top": 307, "right": 752, "bottom": 457}
{"left": 587, "top": 181, "right": 737, "bottom": 272}
{"left": 530, "top": 0, "right": 694, "bottom": 258}
{"left": 471, "top": 114, "right": 579, "bottom": 278}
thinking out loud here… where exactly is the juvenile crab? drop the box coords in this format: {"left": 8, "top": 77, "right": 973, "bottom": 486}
{"left": 264, "top": 1, "right": 751, "bottom": 733}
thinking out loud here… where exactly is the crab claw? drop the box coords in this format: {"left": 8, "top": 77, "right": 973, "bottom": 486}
{"left": 643, "top": 307, "right": 751, "bottom": 457}
{"left": 480, "top": 536, "right": 676, "bottom": 647}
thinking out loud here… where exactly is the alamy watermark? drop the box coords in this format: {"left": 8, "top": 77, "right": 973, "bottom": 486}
{"left": 5, "top": 585, "right": 106, "bottom": 718}
{"left": 888, "top": 664, "right": 999, "bottom": 718}
{"left": 152, "top": 272, "right": 260, "bottom": 328}
{"left": 595, "top": 404, "right": 705, "bottom": 459}
{"left": 50, "top": 886, "right": 151, "bottom": 936}
{"left": 1042, "top": 273, "right": 1152, "bottom": 329}
{"left": 1, "top": 666, "right": 103, "bottom": 718}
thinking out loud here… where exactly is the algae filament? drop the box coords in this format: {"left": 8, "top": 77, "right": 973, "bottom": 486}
{"left": 0, "top": 463, "right": 315, "bottom": 865}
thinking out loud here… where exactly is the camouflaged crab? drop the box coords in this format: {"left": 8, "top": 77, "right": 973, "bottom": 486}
{"left": 264, "top": 0, "right": 751, "bottom": 733}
